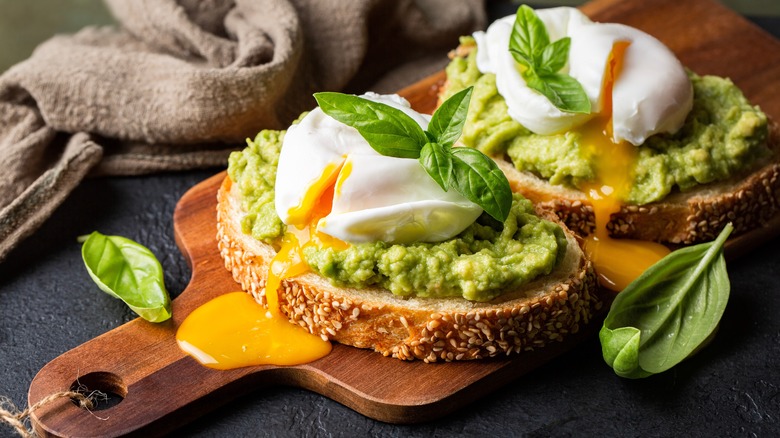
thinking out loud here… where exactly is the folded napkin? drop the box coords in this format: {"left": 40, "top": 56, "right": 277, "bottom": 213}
{"left": 0, "top": 0, "right": 485, "bottom": 262}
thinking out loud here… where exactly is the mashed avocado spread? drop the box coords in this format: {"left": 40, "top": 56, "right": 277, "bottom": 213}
{"left": 228, "top": 130, "right": 567, "bottom": 302}
{"left": 443, "top": 37, "right": 771, "bottom": 205}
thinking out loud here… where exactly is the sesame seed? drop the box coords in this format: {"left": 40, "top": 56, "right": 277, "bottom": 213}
{"left": 217, "top": 182, "right": 605, "bottom": 362}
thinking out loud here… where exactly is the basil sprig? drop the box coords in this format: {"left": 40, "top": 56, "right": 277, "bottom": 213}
{"left": 80, "top": 231, "right": 172, "bottom": 323}
{"left": 599, "top": 223, "right": 733, "bottom": 378}
{"left": 509, "top": 5, "right": 591, "bottom": 114}
{"left": 314, "top": 88, "right": 512, "bottom": 222}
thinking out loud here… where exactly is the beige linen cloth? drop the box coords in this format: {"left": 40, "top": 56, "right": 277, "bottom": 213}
{"left": 0, "top": 0, "right": 485, "bottom": 262}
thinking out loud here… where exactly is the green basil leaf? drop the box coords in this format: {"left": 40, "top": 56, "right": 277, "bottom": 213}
{"left": 80, "top": 231, "right": 172, "bottom": 323}
{"left": 525, "top": 70, "right": 592, "bottom": 114}
{"left": 509, "top": 6, "right": 591, "bottom": 114}
{"left": 314, "top": 92, "right": 427, "bottom": 159}
{"left": 312, "top": 90, "right": 510, "bottom": 224}
{"left": 450, "top": 148, "right": 512, "bottom": 222}
{"left": 420, "top": 142, "right": 452, "bottom": 191}
{"left": 599, "top": 223, "right": 733, "bottom": 378}
{"left": 428, "top": 86, "right": 473, "bottom": 148}
{"left": 600, "top": 326, "right": 651, "bottom": 379}
{"left": 509, "top": 5, "right": 549, "bottom": 67}
{"left": 537, "top": 36, "right": 570, "bottom": 74}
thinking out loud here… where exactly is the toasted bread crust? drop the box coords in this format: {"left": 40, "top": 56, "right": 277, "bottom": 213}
{"left": 217, "top": 177, "right": 602, "bottom": 362}
{"left": 494, "top": 138, "right": 780, "bottom": 244}
{"left": 444, "top": 43, "right": 780, "bottom": 244}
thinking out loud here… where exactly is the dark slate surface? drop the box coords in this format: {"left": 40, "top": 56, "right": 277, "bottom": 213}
{"left": 2, "top": 6, "right": 780, "bottom": 438}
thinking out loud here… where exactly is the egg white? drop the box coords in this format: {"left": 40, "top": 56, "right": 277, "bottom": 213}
{"left": 320, "top": 154, "right": 482, "bottom": 243}
{"left": 275, "top": 93, "right": 483, "bottom": 244}
{"left": 474, "top": 7, "right": 693, "bottom": 145}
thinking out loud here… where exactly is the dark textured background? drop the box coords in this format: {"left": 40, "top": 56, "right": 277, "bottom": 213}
{"left": 2, "top": 2, "right": 780, "bottom": 437}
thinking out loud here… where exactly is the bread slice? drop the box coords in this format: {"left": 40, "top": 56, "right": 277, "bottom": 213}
{"left": 217, "top": 176, "right": 602, "bottom": 362}
{"left": 493, "top": 140, "right": 780, "bottom": 244}
{"left": 442, "top": 44, "right": 780, "bottom": 245}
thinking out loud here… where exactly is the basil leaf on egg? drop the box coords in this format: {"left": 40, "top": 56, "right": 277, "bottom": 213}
{"left": 599, "top": 223, "right": 733, "bottom": 378}
{"left": 509, "top": 5, "right": 591, "bottom": 114}
{"left": 79, "top": 231, "right": 172, "bottom": 323}
{"left": 427, "top": 86, "right": 473, "bottom": 148}
{"left": 314, "top": 87, "right": 513, "bottom": 222}
{"left": 313, "top": 92, "right": 426, "bottom": 159}
{"left": 509, "top": 4, "right": 549, "bottom": 68}
{"left": 420, "top": 142, "right": 452, "bottom": 191}
{"left": 450, "top": 148, "right": 512, "bottom": 223}
{"left": 527, "top": 72, "right": 592, "bottom": 115}
{"left": 538, "top": 37, "right": 571, "bottom": 75}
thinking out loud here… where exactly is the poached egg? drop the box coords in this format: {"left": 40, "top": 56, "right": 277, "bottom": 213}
{"left": 177, "top": 94, "right": 486, "bottom": 370}
{"left": 474, "top": 7, "right": 693, "bottom": 145}
{"left": 474, "top": 7, "right": 692, "bottom": 290}
{"left": 275, "top": 93, "right": 483, "bottom": 244}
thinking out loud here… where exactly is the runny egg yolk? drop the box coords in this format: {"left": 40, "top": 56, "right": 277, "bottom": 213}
{"left": 578, "top": 41, "right": 670, "bottom": 291}
{"left": 176, "top": 292, "right": 332, "bottom": 369}
{"left": 265, "top": 162, "right": 350, "bottom": 313}
{"left": 176, "top": 171, "right": 349, "bottom": 370}
{"left": 285, "top": 160, "right": 344, "bottom": 227}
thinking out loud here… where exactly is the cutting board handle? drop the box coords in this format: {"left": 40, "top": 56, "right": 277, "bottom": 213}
{"left": 27, "top": 173, "right": 274, "bottom": 437}
{"left": 27, "top": 287, "right": 280, "bottom": 437}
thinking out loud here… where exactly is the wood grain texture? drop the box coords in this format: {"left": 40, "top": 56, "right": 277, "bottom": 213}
{"left": 27, "top": 0, "right": 780, "bottom": 436}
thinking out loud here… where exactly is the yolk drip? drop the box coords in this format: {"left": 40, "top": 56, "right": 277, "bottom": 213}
{"left": 176, "top": 168, "right": 353, "bottom": 370}
{"left": 285, "top": 161, "right": 344, "bottom": 226}
{"left": 262, "top": 160, "right": 350, "bottom": 317}
{"left": 265, "top": 160, "right": 351, "bottom": 315}
{"left": 263, "top": 232, "right": 309, "bottom": 317}
{"left": 579, "top": 41, "right": 670, "bottom": 291}
{"left": 263, "top": 178, "right": 349, "bottom": 318}
{"left": 176, "top": 292, "right": 332, "bottom": 369}
{"left": 333, "top": 159, "right": 353, "bottom": 197}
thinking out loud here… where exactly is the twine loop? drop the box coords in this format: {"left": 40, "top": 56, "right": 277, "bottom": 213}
{"left": 1, "top": 389, "right": 105, "bottom": 438}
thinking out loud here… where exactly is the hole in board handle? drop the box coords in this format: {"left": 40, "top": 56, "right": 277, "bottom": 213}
{"left": 70, "top": 371, "right": 127, "bottom": 411}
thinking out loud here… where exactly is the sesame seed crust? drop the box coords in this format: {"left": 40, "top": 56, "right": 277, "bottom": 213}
{"left": 217, "top": 177, "right": 603, "bottom": 362}
{"left": 480, "top": 113, "right": 780, "bottom": 246}
{"left": 493, "top": 122, "right": 780, "bottom": 245}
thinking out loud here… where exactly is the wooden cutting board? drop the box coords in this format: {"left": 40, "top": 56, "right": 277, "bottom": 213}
{"left": 28, "top": 0, "right": 780, "bottom": 436}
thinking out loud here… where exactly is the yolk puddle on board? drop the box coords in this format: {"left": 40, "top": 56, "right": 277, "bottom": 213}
{"left": 578, "top": 41, "right": 670, "bottom": 291}
{"left": 177, "top": 168, "right": 352, "bottom": 369}
{"left": 176, "top": 292, "right": 331, "bottom": 369}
